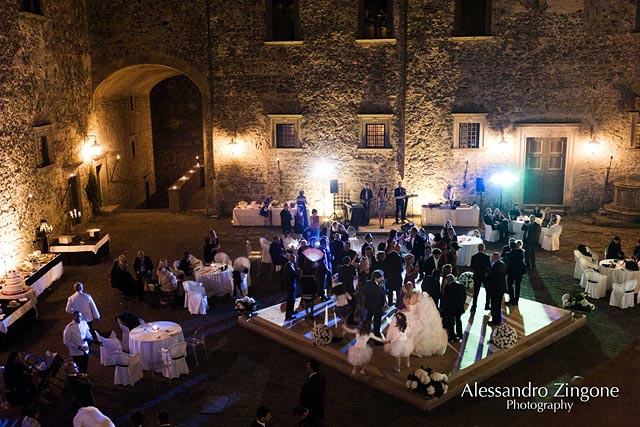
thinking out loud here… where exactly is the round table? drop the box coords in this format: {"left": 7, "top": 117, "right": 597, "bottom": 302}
{"left": 598, "top": 259, "right": 640, "bottom": 290}
{"left": 508, "top": 218, "right": 526, "bottom": 240}
{"left": 193, "top": 264, "right": 233, "bottom": 297}
{"left": 456, "top": 236, "right": 484, "bottom": 266}
{"left": 129, "top": 321, "right": 184, "bottom": 371}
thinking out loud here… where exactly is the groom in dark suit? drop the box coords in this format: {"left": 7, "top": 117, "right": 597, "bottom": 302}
{"left": 486, "top": 252, "right": 506, "bottom": 325}
{"left": 364, "top": 270, "right": 386, "bottom": 339}
{"left": 470, "top": 244, "right": 492, "bottom": 311}
{"left": 300, "top": 359, "right": 326, "bottom": 419}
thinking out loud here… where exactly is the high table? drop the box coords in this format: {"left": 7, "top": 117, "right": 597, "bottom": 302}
{"left": 129, "top": 321, "right": 185, "bottom": 371}
{"left": 598, "top": 259, "right": 640, "bottom": 290}
{"left": 23, "top": 255, "right": 64, "bottom": 296}
{"left": 456, "top": 236, "right": 484, "bottom": 266}
{"left": 421, "top": 206, "right": 480, "bottom": 227}
{"left": 233, "top": 202, "right": 298, "bottom": 226}
{"left": 49, "top": 233, "right": 110, "bottom": 265}
{"left": 193, "top": 264, "right": 234, "bottom": 297}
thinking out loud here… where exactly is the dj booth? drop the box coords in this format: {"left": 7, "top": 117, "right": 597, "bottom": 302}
{"left": 343, "top": 203, "right": 365, "bottom": 228}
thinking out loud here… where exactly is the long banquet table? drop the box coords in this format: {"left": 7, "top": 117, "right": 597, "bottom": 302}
{"left": 24, "top": 255, "right": 64, "bottom": 296}
{"left": 49, "top": 233, "right": 110, "bottom": 265}
{"left": 233, "top": 202, "right": 298, "bottom": 226}
{"left": 421, "top": 206, "right": 480, "bottom": 227}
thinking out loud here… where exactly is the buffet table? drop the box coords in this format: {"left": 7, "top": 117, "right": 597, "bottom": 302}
{"left": 193, "top": 264, "right": 234, "bottom": 297}
{"left": 23, "top": 255, "right": 64, "bottom": 296}
{"left": 0, "top": 287, "right": 37, "bottom": 335}
{"left": 129, "top": 321, "right": 185, "bottom": 371}
{"left": 421, "top": 206, "right": 480, "bottom": 227}
{"left": 456, "top": 235, "right": 484, "bottom": 266}
{"left": 233, "top": 202, "right": 298, "bottom": 226}
{"left": 598, "top": 259, "right": 640, "bottom": 290}
{"left": 49, "top": 233, "right": 110, "bottom": 265}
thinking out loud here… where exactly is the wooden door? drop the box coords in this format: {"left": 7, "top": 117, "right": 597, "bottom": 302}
{"left": 524, "top": 137, "right": 566, "bottom": 205}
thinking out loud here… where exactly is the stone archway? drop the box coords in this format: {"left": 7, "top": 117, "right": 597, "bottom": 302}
{"left": 91, "top": 54, "right": 213, "bottom": 211}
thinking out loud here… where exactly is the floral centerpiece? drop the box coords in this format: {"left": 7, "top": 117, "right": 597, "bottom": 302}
{"left": 406, "top": 367, "right": 449, "bottom": 399}
{"left": 458, "top": 271, "right": 474, "bottom": 290}
{"left": 490, "top": 324, "right": 519, "bottom": 349}
{"left": 561, "top": 289, "right": 595, "bottom": 312}
{"left": 234, "top": 296, "right": 259, "bottom": 312}
{"left": 310, "top": 324, "right": 333, "bottom": 346}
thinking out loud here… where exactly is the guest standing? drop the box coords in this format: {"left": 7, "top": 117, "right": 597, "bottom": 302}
{"left": 360, "top": 183, "right": 374, "bottom": 225}
{"left": 343, "top": 321, "right": 385, "bottom": 377}
{"left": 259, "top": 194, "right": 274, "bottom": 227}
{"left": 363, "top": 270, "right": 386, "bottom": 339}
{"left": 65, "top": 282, "right": 100, "bottom": 340}
{"left": 441, "top": 274, "right": 466, "bottom": 342}
{"left": 606, "top": 236, "right": 625, "bottom": 259}
{"left": 377, "top": 187, "right": 387, "bottom": 229}
{"left": 34, "top": 219, "right": 52, "bottom": 254}
{"left": 202, "top": 230, "right": 220, "bottom": 264}
{"left": 505, "top": 240, "right": 526, "bottom": 305}
{"left": 522, "top": 215, "right": 540, "bottom": 270}
{"left": 393, "top": 181, "right": 407, "bottom": 224}
{"left": 486, "top": 253, "right": 506, "bottom": 325}
{"left": 280, "top": 204, "right": 293, "bottom": 234}
{"left": 300, "top": 360, "right": 326, "bottom": 419}
{"left": 296, "top": 190, "right": 309, "bottom": 229}
{"left": 252, "top": 406, "right": 272, "bottom": 427}
{"left": 383, "top": 245, "right": 403, "bottom": 307}
{"left": 63, "top": 311, "right": 92, "bottom": 374}
{"left": 283, "top": 253, "right": 297, "bottom": 321}
{"left": 470, "top": 244, "right": 491, "bottom": 311}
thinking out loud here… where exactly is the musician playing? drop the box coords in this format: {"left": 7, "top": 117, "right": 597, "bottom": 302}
{"left": 359, "top": 183, "right": 374, "bottom": 226}
{"left": 394, "top": 181, "right": 407, "bottom": 224}
{"left": 443, "top": 184, "right": 456, "bottom": 205}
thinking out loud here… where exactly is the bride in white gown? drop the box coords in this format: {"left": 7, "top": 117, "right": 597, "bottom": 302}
{"left": 401, "top": 281, "right": 448, "bottom": 357}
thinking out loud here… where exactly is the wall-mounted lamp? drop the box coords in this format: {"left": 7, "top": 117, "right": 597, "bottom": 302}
{"left": 18, "top": 193, "right": 34, "bottom": 229}
{"left": 588, "top": 126, "right": 600, "bottom": 155}
{"left": 195, "top": 155, "right": 200, "bottom": 167}
{"left": 108, "top": 153, "right": 120, "bottom": 182}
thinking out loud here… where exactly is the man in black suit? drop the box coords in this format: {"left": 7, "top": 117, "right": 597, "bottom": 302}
{"left": 360, "top": 183, "right": 374, "bottom": 225}
{"left": 393, "top": 181, "right": 407, "bottom": 224}
{"left": 486, "top": 252, "right": 506, "bottom": 325}
{"left": 441, "top": 274, "right": 467, "bottom": 342}
{"left": 470, "top": 243, "right": 492, "bottom": 312}
{"left": 383, "top": 246, "right": 403, "bottom": 307}
{"left": 483, "top": 208, "right": 495, "bottom": 227}
{"left": 251, "top": 406, "right": 272, "bottom": 427}
{"left": 522, "top": 215, "right": 540, "bottom": 270}
{"left": 405, "top": 226, "right": 425, "bottom": 272}
{"left": 505, "top": 240, "right": 526, "bottom": 305}
{"left": 343, "top": 241, "right": 357, "bottom": 262}
{"left": 423, "top": 269, "right": 441, "bottom": 309}
{"left": 361, "top": 233, "right": 374, "bottom": 257}
{"left": 300, "top": 360, "right": 326, "bottom": 419}
{"left": 283, "top": 253, "right": 297, "bottom": 320}
{"left": 328, "top": 233, "right": 344, "bottom": 273}
{"left": 364, "top": 270, "right": 386, "bottom": 338}
{"left": 423, "top": 248, "right": 443, "bottom": 277}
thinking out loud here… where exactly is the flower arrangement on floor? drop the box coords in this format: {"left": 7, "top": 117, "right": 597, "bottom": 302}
{"left": 490, "top": 324, "right": 519, "bottom": 349}
{"left": 457, "top": 271, "right": 474, "bottom": 290}
{"left": 234, "top": 296, "right": 259, "bottom": 312}
{"left": 406, "top": 367, "right": 449, "bottom": 398}
{"left": 311, "top": 324, "right": 333, "bottom": 346}
{"left": 561, "top": 289, "right": 595, "bottom": 312}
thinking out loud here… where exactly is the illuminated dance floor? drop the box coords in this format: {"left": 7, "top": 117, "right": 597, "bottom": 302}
{"left": 238, "top": 289, "right": 585, "bottom": 410}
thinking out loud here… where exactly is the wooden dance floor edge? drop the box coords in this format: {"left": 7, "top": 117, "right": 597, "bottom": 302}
{"left": 238, "top": 305, "right": 586, "bottom": 411}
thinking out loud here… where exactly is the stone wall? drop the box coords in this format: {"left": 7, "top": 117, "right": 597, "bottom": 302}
{"left": 0, "top": 1, "right": 92, "bottom": 267}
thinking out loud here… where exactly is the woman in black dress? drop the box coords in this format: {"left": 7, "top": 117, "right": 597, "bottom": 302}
{"left": 202, "top": 229, "right": 220, "bottom": 264}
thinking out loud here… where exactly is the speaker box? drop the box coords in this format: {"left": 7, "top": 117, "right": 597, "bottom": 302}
{"left": 330, "top": 179, "right": 339, "bottom": 194}
{"left": 476, "top": 177, "right": 485, "bottom": 193}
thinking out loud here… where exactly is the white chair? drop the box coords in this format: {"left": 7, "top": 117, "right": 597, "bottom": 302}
{"left": 259, "top": 238, "right": 272, "bottom": 264}
{"left": 609, "top": 279, "right": 637, "bottom": 309}
{"left": 161, "top": 342, "right": 189, "bottom": 379}
{"left": 541, "top": 225, "right": 562, "bottom": 251}
{"left": 214, "top": 252, "right": 232, "bottom": 266}
{"left": 182, "top": 280, "right": 201, "bottom": 308}
{"left": 113, "top": 351, "right": 143, "bottom": 386}
{"left": 185, "top": 282, "right": 208, "bottom": 315}
{"left": 484, "top": 224, "right": 500, "bottom": 243}
{"left": 96, "top": 331, "right": 122, "bottom": 366}
{"left": 582, "top": 269, "right": 607, "bottom": 299}
{"left": 233, "top": 256, "right": 252, "bottom": 290}
{"left": 117, "top": 318, "right": 131, "bottom": 353}
{"left": 574, "top": 251, "right": 597, "bottom": 280}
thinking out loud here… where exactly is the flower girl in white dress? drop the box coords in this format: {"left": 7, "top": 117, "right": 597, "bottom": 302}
{"left": 343, "top": 320, "right": 385, "bottom": 377}
{"left": 384, "top": 312, "right": 414, "bottom": 373}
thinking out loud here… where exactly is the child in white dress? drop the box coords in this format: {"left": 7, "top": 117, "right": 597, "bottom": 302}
{"left": 384, "top": 312, "right": 414, "bottom": 373}
{"left": 343, "top": 320, "right": 385, "bottom": 377}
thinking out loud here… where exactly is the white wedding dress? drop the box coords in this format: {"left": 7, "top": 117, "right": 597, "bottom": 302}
{"left": 403, "top": 292, "right": 448, "bottom": 357}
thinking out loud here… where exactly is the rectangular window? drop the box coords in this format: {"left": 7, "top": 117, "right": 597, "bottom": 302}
{"left": 636, "top": 0, "right": 640, "bottom": 31}
{"left": 276, "top": 123, "right": 297, "bottom": 148}
{"left": 458, "top": 123, "right": 480, "bottom": 148}
{"left": 361, "top": 0, "right": 393, "bottom": 39}
{"left": 20, "top": 0, "right": 43, "bottom": 15}
{"left": 365, "top": 124, "right": 386, "bottom": 148}
{"left": 33, "top": 124, "right": 53, "bottom": 167}
{"left": 631, "top": 112, "right": 640, "bottom": 148}
{"left": 267, "top": 0, "right": 299, "bottom": 41}
{"left": 452, "top": 113, "right": 486, "bottom": 149}
{"left": 454, "top": 0, "right": 491, "bottom": 36}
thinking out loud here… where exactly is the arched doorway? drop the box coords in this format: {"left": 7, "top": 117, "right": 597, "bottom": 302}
{"left": 91, "top": 57, "right": 212, "bottom": 211}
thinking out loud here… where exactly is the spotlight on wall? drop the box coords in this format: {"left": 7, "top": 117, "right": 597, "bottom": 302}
{"left": 587, "top": 126, "right": 600, "bottom": 155}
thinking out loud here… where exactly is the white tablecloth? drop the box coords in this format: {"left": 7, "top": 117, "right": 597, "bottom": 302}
{"left": 129, "top": 321, "right": 184, "bottom": 371}
{"left": 26, "top": 259, "right": 64, "bottom": 297}
{"left": 456, "top": 236, "right": 484, "bottom": 266}
{"left": 233, "top": 202, "right": 298, "bottom": 226}
{"left": 598, "top": 259, "right": 640, "bottom": 290}
{"left": 0, "top": 287, "right": 37, "bottom": 334}
{"left": 193, "top": 264, "right": 234, "bottom": 297}
{"left": 421, "top": 206, "right": 480, "bottom": 227}
{"left": 509, "top": 219, "right": 525, "bottom": 240}
{"left": 49, "top": 233, "right": 110, "bottom": 254}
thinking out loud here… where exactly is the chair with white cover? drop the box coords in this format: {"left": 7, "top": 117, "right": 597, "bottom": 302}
{"left": 609, "top": 279, "right": 637, "bottom": 309}
{"left": 161, "top": 342, "right": 189, "bottom": 379}
{"left": 214, "top": 252, "right": 232, "bottom": 266}
{"left": 113, "top": 351, "right": 143, "bottom": 386}
{"left": 187, "top": 327, "right": 209, "bottom": 366}
{"left": 259, "top": 238, "right": 272, "bottom": 264}
{"left": 233, "top": 256, "right": 252, "bottom": 290}
{"left": 182, "top": 280, "right": 199, "bottom": 308}
{"left": 117, "top": 318, "right": 131, "bottom": 353}
{"left": 581, "top": 269, "right": 607, "bottom": 299}
{"left": 574, "top": 251, "right": 597, "bottom": 280}
{"left": 541, "top": 225, "right": 562, "bottom": 251}
{"left": 484, "top": 224, "right": 500, "bottom": 243}
{"left": 96, "top": 331, "right": 122, "bottom": 366}
{"left": 185, "top": 281, "right": 208, "bottom": 315}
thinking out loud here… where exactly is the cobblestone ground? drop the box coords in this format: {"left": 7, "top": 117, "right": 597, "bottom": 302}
{"left": 1, "top": 211, "right": 638, "bottom": 426}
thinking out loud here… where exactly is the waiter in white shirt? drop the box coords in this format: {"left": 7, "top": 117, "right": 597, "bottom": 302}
{"left": 66, "top": 282, "right": 100, "bottom": 340}
{"left": 443, "top": 184, "right": 456, "bottom": 204}
{"left": 63, "top": 311, "right": 93, "bottom": 374}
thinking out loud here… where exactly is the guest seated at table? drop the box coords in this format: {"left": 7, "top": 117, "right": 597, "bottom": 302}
{"left": 483, "top": 208, "right": 496, "bottom": 226}
{"left": 548, "top": 214, "right": 561, "bottom": 227}
{"left": 531, "top": 205, "right": 543, "bottom": 218}
{"left": 178, "top": 252, "right": 203, "bottom": 278}
{"left": 606, "top": 236, "right": 625, "bottom": 259}
{"left": 202, "top": 229, "right": 220, "bottom": 264}
{"left": 111, "top": 255, "right": 137, "bottom": 297}
{"left": 157, "top": 259, "right": 178, "bottom": 294}
{"left": 269, "top": 236, "right": 287, "bottom": 270}
{"left": 541, "top": 207, "right": 552, "bottom": 227}
{"left": 444, "top": 228, "right": 457, "bottom": 245}
{"left": 509, "top": 203, "right": 523, "bottom": 220}
{"left": 280, "top": 204, "right": 293, "bottom": 234}
{"left": 117, "top": 312, "right": 143, "bottom": 331}
{"left": 4, "top": 352, "right": 39, "bottom": 406}
{"left": 492, "top": 209, "right": 509, "bottom": 242}
{"left": 133, "top": 250, "right": 153, "bottom": 287}
{"left": 625, "top": 256, "right": 639, "bottom": 271}
{"left": 440, "top": 220, "right": 456, "bottom": 241}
